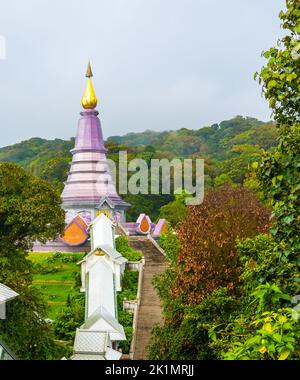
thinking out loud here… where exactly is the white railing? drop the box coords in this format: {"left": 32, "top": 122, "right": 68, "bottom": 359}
{"left": 127, "top": 261, "right": 142, "bottom": 271}
{"left": 123, "top": 300, "right": 138, "bottom": 314}
{"left": 129, "top": 257, "right": 145, "bottom": 359}
{"left": 147, "top": 234, "right": 167, "bottom": 257}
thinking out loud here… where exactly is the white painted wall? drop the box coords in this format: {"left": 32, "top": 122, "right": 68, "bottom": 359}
{"left": 91, "top": 214, "right": 114, "bottom": 249}
{"left": 87, "top": 259, "right": 116, "bottom": 318}
{"left": 80, "top": 261, "right": 86, "bottom": 292}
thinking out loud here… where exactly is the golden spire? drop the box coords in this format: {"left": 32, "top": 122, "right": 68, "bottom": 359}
{"left": 86, "top": 61, "right": 93, "bottom": 78}
{"left": 81, "top": 61, "right": 98, "bottom": 109}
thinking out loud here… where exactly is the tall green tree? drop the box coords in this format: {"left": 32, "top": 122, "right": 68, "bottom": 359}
{"left": 0, "top": 163, "right": 65, "bottom": 251}
{"left": 0, "top": 163, "right": 66, "bottom": 359}
{"left": 256, "top": 0, "right": 300, "bottom": 127}
{"left": 158, "top": 191, "right": 188, "bottom": 227}
{"left": 256, "top": 0, "right": 300, "bottom": 263}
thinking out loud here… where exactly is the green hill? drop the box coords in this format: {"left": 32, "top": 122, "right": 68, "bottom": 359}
{"left": 0, "top": 116, "right": 277, "bottom": 168}
{"left": 107, "top": 116, "right": 277, "bottom": 158}
{"left": 0, "top": 116, "right": 278, "bottom": 220}
{"left": 0, "top": 138, "right": 74, "bottom": 178}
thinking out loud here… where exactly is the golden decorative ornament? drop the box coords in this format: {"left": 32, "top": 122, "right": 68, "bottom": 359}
{"left": 86, "top": 61, "right": 93, "bottom": 78}
{"left": 81, "top": 61, "right": 98, "bottom": 109}
{"left": 94, "top": 249, "right": 105, "bottom": 256}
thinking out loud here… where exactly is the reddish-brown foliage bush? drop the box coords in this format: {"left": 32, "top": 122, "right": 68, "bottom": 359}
{"left": 173, "top": 185, "right": 270, "bottom": 304}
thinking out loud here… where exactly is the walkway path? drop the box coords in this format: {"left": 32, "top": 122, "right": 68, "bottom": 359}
{"left": 128, "top": 236, "right": 168, "bottom": 360}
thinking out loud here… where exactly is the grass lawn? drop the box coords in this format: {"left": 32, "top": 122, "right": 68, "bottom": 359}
{"left": 27, "top": 252, "right": 85, "bottom": 320}
{"left": 32, "top": 271, "right": 76, "bottom": 283}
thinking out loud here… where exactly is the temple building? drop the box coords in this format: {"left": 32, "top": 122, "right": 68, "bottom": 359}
{"left": 0, "top": 283, "right": 18, "bottom": 360}
{"left": 33, "top": 63, "right": 168, "bottom": 252}
{"left": 71, "top": 213, "right": 126, "bottom": 360}
{"left": 61, "top": 62, "right": 130, "bottom": 229}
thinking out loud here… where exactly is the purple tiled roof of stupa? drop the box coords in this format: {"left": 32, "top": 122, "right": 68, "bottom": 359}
{"left": 71, "top": 109, "right": 107, "bottom": 154}
{"left": 61, "top": 108, "right": 129, "bottom": 208}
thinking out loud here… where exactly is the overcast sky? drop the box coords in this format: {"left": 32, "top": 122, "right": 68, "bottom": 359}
{"left": 0, "top": 0, "right": 284, "bottom": 147}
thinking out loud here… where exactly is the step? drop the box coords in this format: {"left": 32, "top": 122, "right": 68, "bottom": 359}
{"left": 129, "top": 238, "right": 168, "bottom": 360}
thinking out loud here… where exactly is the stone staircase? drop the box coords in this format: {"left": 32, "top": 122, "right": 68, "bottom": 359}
{"left": 128, "top": 236, "right": 168, "bottom": 360}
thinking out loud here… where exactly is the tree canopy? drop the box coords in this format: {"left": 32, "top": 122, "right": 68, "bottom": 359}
{"left": 0, "top": 163, "right": 66, "bottom": 359}
{"left": 0, "top": 163, "right": 65, "bottom": 252}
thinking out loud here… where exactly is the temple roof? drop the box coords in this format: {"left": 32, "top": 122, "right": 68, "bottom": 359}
{"left": 81, "top": 305, "right": 126, "bottom": 341}
{"left": 71, "top": 329, "right": 122, "bottom": 360}
{"left": 81, "top": 244, "right": 128, "bottom": 266}
{"left": 74, "top": 329, "right": 108, "bottom": 355}
{"left": 0, "top": 283, "right": 18, "bottom": 303}
{"left": 71, "top": 109, "right": 107, "bottom": 153}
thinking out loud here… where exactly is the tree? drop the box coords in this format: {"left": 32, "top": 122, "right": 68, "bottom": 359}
{"left": 214, "top": 173, "right": 233, "bottom": 187}
{"left": 149, "top": 186, "right": 270, "bottom": 359}
{"left": 1, "top": 286, "right": 65, "bottom": 360}
{"left": 158, "top": 191, "right": 188, "bottom": 227}
{"left": 0, "top": 163, "right": 65, "bottom": 252}
{"left": 257, "top": 125, "right": 300, "bottom": 262}
{"left": 0, "top": 163, "right": 66, "bottom": 359}
{"left": 219, "top": 144, "right": 263, "bottom": 183}
{"left": 54, "top": 293, "right": 85, "bottom": 341}
{"left": 255, "top": 0, "right": 300, "bottom": 127}
{"left": 173, "top": 185, "right": 270, "bottom": 304}
{"left": 41, "top": 157, "right": 70, "bottom": 189}
{"left": 256, "top": 0, "right": 300, "bottom": 262}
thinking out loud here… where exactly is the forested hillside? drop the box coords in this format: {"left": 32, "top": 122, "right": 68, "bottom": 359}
{"left": 0, "top": 116, "right": 278, "bottom": 221}
{"left": 0, "top": 116, "right": 277, "bottom": 175}
{"left": 107, "top": 116, "right": 277, "bottom": 157}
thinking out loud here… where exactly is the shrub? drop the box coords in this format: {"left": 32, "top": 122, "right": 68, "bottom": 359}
{"left": 53, "top": 293, "right": 85, "bottom": 341}
{"left": 173, "top": 185, "right": 270, "bottom": 304}
{"left": 159, "top": 232, "right": 180, "bottom": 264}
{"left": 116, "top": 268, "right": 139, "bottom": 354}
{"left": 117, "top": 310, "right": 133, "bottom": 354}
{"left": 46, "top": 252, "right": 62, "bottom": 263}
{"left": 33, "top": 263, "right": 60, "bottom": 274}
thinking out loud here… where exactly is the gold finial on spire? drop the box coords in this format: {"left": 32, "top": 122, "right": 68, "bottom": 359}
{"left": 86, "top": 61, "right": 93, "bottom": 78}
{"left": 81, "top": 61, "right": 98, "bottom": 109}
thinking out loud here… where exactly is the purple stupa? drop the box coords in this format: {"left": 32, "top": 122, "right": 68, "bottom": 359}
{"left": 61, "top": 65, "right": 130, "bottom": 224}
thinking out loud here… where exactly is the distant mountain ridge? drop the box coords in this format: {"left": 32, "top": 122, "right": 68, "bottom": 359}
{"left": 0, "top": 115, "right": 278, "bottom": 221}
{"left": 0, "top": 137, "right": 74, "bottom": 169}
{"left": 107, "top": 116, "right": 276, "bottom": 157}
{"left": 0, "top": 115, "right": 277, "bottom": 178}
